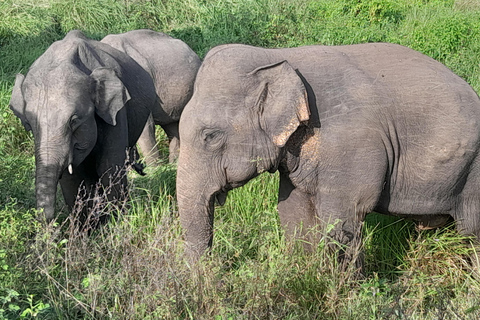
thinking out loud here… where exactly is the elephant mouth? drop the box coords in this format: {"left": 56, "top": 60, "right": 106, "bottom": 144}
{"left": 228, "top": 176, "right": 253, "bottom": 189}
{"left": 215, "top": 191, "right": 228, "bottom": 206}
{"left": 214, "top": 183, "right": 233, "bottom": 206}
{"left": 214, "top": 178, "right": 252, "bottom": 206}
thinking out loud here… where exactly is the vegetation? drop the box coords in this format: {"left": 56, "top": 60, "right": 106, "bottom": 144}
{"left": 1, "top": 0, "right": 480, "bottom": 318}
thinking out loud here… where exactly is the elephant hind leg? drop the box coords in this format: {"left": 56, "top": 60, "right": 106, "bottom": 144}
{"left": 455, "top": 160, "right": 480, "bottom": 241}
{"left": 161, "top": 121, "right": 180, "bottom": 163}
{"left": 454, "top": 186, "right": 480, "bottom": 275}
{"left": 137, "top": 113, "right": 161, "bottom": 167}
{"left": 454, "top": 194, "right": 480, "bottom": 240}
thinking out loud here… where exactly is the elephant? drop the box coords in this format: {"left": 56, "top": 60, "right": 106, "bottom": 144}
{"left": 101, "top": 29, "right": 201, "bottom": 165}
{"left": 9, "top": 30, "right": 158, "bottom": 223}
{"left": 176, "top": 43, "right": 480, "bottom": 268}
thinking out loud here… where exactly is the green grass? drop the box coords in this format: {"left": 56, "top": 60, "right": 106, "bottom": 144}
{"left": 2, "top": 0, "right": 480, "bottom": 318}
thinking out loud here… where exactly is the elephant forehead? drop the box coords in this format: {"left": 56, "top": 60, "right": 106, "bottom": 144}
{"left": 47, "top": 64, "right": 91, "bottom": 90}
{"left": 186, "top": 76, "right": 251, "bottom": 114}
{"left": 195, "top": 69, "right": 250, "bottom": 94}
{"left": 185, "top": 94, "right": 249, "bottom": 125}
{"left": 185, "top": 63, "right": 258, "bottom": 127}
{"left": 25, "top": 66, "right": 92, "bottom": 106}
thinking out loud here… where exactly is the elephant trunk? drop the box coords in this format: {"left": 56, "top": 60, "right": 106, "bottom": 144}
{"left": 35, "top": 167, "right": 61, "bottom": 221}
{"left": 176, "top": 154, "right": 217, "bottom": 261}
{"left": 35, "top": 142, "right": 71, "bottom": 222}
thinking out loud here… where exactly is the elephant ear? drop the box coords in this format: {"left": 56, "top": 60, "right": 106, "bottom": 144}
{"left": 9, "top": 74, "right": 31, "bottom": 131}
{"left": 249, "top": 61, "right": 309, "bottom": 147}
{"left": 91, "top": 67, "right": 131, "bottom": 126}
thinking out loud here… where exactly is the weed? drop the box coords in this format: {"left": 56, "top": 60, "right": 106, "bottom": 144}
{"left": 2, "top": 0, "right": 480, "bottom": 318}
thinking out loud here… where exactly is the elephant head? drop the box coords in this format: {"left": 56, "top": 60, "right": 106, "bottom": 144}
{"left": 9, "top": 63, "right": 130, "bottom": 221}
{"left": 177, "top": 54, "right": 309, "bottom": 259}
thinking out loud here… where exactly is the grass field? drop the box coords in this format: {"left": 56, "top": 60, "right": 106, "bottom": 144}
{"left": 1, "top": 0, "right": 480, "bottom": 318}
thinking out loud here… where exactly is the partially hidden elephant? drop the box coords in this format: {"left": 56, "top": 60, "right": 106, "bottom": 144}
{"left": 101, "top": 29, "right": 201, "bottom": 165}
{"left": 9, "top": 30, "right": 158, "bottom": 222}
{"left": 176, "top": 43, "right": 480, "bottom": 268}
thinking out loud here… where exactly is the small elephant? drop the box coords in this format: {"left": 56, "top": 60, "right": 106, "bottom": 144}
{"left": 101, "top": 30, "right": 201, "bottom": 165}
{"left": 176, "top": 43, "right": 480, "bottom": 268}
{"left": 9, "top": 30, "right": 158, "bottom": 222}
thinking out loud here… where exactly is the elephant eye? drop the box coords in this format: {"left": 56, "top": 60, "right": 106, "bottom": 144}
{"left": 202, "top": 129, "right": 225, "bottom": 149}
{"left": 74, "top": 142, "right": 88, "bottom": 150}
{"left": 70, "top": 114, "right": 80, "bottom": 128}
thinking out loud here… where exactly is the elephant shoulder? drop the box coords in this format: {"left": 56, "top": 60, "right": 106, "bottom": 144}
{"left": 204, "top": 44, "right": 254, "bottom": 60}
{"left": 127, "top": 29, "right": 172, "bottom": 40}
{"left": 64, "top": 30, "right": 88, "bottom": 40}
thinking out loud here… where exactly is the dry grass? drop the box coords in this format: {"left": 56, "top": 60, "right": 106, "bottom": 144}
{"left": 455, "top": 0, "right": 480, "bottom": 10}
{"left": 2, "top": 0, "right": 480, "bottom": 318}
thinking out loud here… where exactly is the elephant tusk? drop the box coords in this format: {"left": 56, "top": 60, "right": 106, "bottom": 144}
{"left": 68, "top": 164, "right": 73, "bottom": 175}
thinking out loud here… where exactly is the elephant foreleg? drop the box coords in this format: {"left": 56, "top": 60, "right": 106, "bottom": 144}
{"left": 277, "top": 171, "right": 320, "bottom": 251}
{"left": 315, "top": 192, "right": 369, "bottom": 275}
{"left": 59, "top": 156, "right": 99, "bottom": 224}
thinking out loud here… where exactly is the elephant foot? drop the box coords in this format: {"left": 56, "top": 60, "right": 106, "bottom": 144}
{"left": 131, "top": 162, "right": 146, "bottom": 176}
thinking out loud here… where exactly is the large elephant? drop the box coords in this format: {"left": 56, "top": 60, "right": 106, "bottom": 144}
{"left": 9, "top": 30, "right": 157, "bottom": 222}
{"left": 176, "top": 43, "right": 480, "bottom": 266}
{"left": 101, "top": 30, "right": 201, "bottom": 165}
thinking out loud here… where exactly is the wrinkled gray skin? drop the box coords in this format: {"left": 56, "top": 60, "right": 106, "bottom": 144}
{"left": 177, "top": 43, "right": 480, "bottom": 268}
{"left": 9, "top": 30, "right": 157, "bottom": 222}
{"left": 101, "top": 30, "right": 201, "bottom": 165}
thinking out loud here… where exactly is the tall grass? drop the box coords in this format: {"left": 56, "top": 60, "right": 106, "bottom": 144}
{"left": 2, "top": 0, "right": 480, "bottom": 318}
